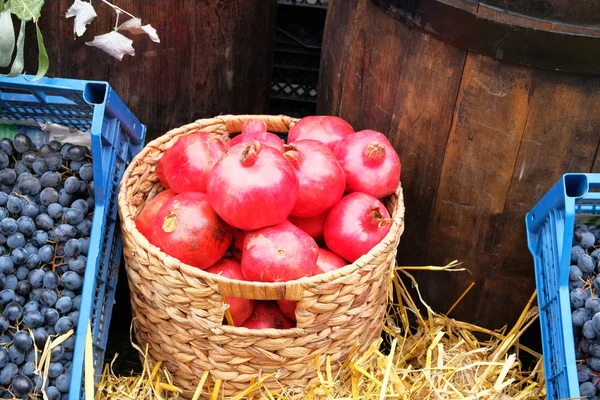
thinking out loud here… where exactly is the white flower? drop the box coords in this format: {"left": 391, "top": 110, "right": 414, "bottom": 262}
{"left": 65, "top": 0, "right": 97, "bottom": 37}
{"left": 85, "top": 31, "right": 135, "bottom": 61}
{"left": 118, "top": 17, "right": 160, "bottom": 43}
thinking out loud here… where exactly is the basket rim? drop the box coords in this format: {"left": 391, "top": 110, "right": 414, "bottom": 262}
{"left": 117, "top": 114, "right": 406, "bottom": 298}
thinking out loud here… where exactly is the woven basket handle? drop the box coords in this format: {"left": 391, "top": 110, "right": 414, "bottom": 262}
{"left": 217, "top": 279, "right": 305, "bottom": 301}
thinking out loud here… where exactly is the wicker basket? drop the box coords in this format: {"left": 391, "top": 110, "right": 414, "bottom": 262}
{"left": 117, "top": 114, "right": 405, "bottom": 397}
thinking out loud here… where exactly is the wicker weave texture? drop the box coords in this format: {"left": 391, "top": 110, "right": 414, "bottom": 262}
{"left": 117, "top": 114, "right": 406, "bottom": 396}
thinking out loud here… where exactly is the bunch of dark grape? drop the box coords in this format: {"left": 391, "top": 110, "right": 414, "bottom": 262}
{"left": 0, "top": 134, "right": 94, "bottom": 399}
{"left": 570, "top": 223, "right": 600, "bottom": 399}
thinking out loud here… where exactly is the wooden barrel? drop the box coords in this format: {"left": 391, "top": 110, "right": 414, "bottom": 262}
{"left": 318, "top": 0, "right": 600, "bottom": 330}
{"left": 13, "top": 0, "right": 277, "bottom": 141}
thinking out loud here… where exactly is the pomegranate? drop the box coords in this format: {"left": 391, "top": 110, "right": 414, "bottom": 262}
{"left": 241, "top": 220, "right": 318, "bottom": 282}
{"left": 156, "top": 161, "right": 170, "bottom": 189}
{"left": 207, "top": 141, "right": 299, "bottom": 230}
{"left": 158, "top": 131, "right": 229, "bottom": 193}
{"left": 230, "top": 131, "right": 285, "bottom": 153}
{"left": 242, "top": 119, "right": 267, "bottom": 135}
{"left": 241, "top": 301, "right": 295, "bottom": 329}
{"left": 206, "top": 258, "right": 255, "bottom": 326}
{"left": 283, "top": 140, "right": 346, "bottom": 217}
{"left": 288, "top": 209, "right": 330, "bottom": 242}
{"left": 277, "top": 300, "right": 297, "bottom": 321}
{"left": 333, "top": 130, "right": 400, "bottom": 199}
{"left": 315, "top": 248, "right": 348, "bottom": 274}
{"left": 135, "top": 189, "right": 177, "bottom": 241}
{"left": 288, "top": 116, "right": 354, "bottom": 151}
{"left": 324, "top": 192, "right": 392, "bottom": 263}
{"left": 152, "top": 192, "right": 232, "bottom": 270}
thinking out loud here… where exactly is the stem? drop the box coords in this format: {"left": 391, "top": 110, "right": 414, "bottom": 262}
{"left": 283, "top": 144, "right": 302, "bottom": 169}
{"left": 101, "top": 0, "right": 137, "bottom": 20}
{"left": 240, "top": 141, "right": 262, "bottom": 168}
{"left": 364, "top": 142, "right": 386, "bottom": 165}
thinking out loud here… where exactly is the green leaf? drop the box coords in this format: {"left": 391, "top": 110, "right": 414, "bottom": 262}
{"left": 6, "top": 18, "right": 25, "bottom": 77}
{"left": 0, "top": 7, "right": 15, "bottom": 67}
{"left": 32, "top": 22, "right": 47, "bottom": 80}
{"left": 0, "top": 1, "right": 5, "bottom": 13}
{"left": 9, "top": 0, "right": 44, "bottom": 22}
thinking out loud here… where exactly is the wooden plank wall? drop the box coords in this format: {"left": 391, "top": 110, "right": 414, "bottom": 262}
{"left": 318, "top": 0, "right": 600, "bottom": 329}
{"left": 4, "top": 0, "right": 278, "bottom": 142}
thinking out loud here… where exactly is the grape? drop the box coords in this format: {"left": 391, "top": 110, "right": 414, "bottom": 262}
{"left": 46, "top": 386, "right": 61, "bottom": 400}
{"left": 3, "top": 275, "right": 16, "bottom": 290}
{"left": 69, "top": 311, "right": 79, "bottom": 326}
{"left": 16, "top": 216, "right": 35, "bottom": 237}
{"left": 13, "top": 293, "right": 24, "bottom": 306}
{"left": 47, "top": 203, "right": 63, "bottom": 220}
{"left": 23, "top": 243, "right": 37, "bottom": 257}
{"left": 580, "top": 254, "right": 597, "bottom": 274}
{"left": 57, "top": 190, "right": 73, "bottom": 208}
{"left": 40, "top": 289, "right": 58, "bottom": 307}
{"left": 55, "top": 372, "right": 70, "bottom": 393}
{"left": 66, "top": 145, "right": 86, "bottom": 162}
{"left": 64, "top": 239, "right": 81, "bottom": 258}
{"left": 23, "top": 311, "right": 44, "bottom": 328}
{"left": 0, "top": 316, "right": 7, "bottom": 333}
{"left": 48, "top": 362, "right": 63, "bottom": 378}
{"left": 55, "top": 317, "right": 73, "bottom": 334}
{"left": 28, "top": 269, "right": 44, "bottom": 288}
{"left": 0, "top": 140, "right": 13, "bottom": 157}
{"left": 581, "top": 381, "right": 597, "bottom": 397}
{"left": 71, "top": 199, "right": 88, "bottom": 215}
{"left": 10, "top": 248, "right": 27, "bottom": 265}
{"left": 25, "top": 254, "right": 40, "bottom": 270}
{"left": 13, "top": 331, "right": 32, "bottom": 351}
{"left": 0, "top": 289, "right": 14, "bottom": 305}
{"left": 0, "top": 272, "right": 4, "bottom": 287}
{"left": 580, "top": 232, "right": 597, "bottom": 249}
{"left": 55, "top": 224, "right": 76, "bottom": 241}
{"left": 32, "top": 158, "right": 48, "bottom": 175}
{"left": 35, "top": 213, "right": 53, "bottom": 230}
{"left": 33, "top": 327, "right": 48, "bottom": 349}
{"left": 55, "top": 297, "right": 72, "bottom": 314}
{"left": 40, "top": 171, "right": 61, "bottom": 188}
{"left": 23, "top": 301, "right": 38, "bottom": 314}
{"left": 87, "top": 195, "right": 94, "bottom": 208}
{"left": 0, "top": 194, "right": 6, "bottom": 207}
{"left": 38, "top": 245, "right": 54, "bottom": 263}
{"left": 15, "top": 267, "right": 27, "bottom": 282}
{"left": 0, "top": 363, "right": 18, "bottom": 385}
{"left": 50, "top": 345, "right": 64, "bottom": 362}
{"left": 32, "top": 230, "right": 48, "bottom": 247}
{"left": 572, "top": 289, "right": 590, "bottom": 309}
{"left": 571, "top": 265, "right": 584, "bottom": 281}
{"left": 0, "top": 257, "right": 13, "bottom": 274}
{"left": 8, "top": 345, "right": 24, "bottom": 364}
{"left": 63, "top": 208, "right": 83, "bottom": 225}
{"left": 40, "top": 189, "right": 59, "bottom": 208}
{"left": 0, "top": 209, "right": 7, "bottom": 221}
{"left": 64, "top": 176, "right": 80, "bottom": 194}
{"left": 43, "top": 272, "right": 59, "bottom": 290}
{"left": 78, "top": 238, "right": 89, "bottom": 256}
{"left": 76, "top": 220, "right": 92, "bottom": 237}
{"left": 21, "top": 201, "right": 39, "bottom": 218}
{"left": 0, "top": 349, "right": 7, "bottom": 368}
{"left": 70, "top": 160, "right": 84, "bottom": 172}
{"left": 72, "top": 295, "right": 81, "bottom": 311}
{"left": 0, "top": 169, "right": 16, "bottom": 185}
{"left": 63, "top": 336, "right": 75, "bottom": 351}
{"left": 0, "top": 218, "right": 17, "bottom": 236}
{"left": 78, "top": 181, "right": 87, "bottom": 194}
{"left": 15, "top": 280, "right": 31, "bottom": 296}
{"left": 22, "top": 151, "right": 39, "bottom": 167}
{"left": 48, "top": 141, "right": 62, "bottom": 152}
{"left": 29, "top": 288, "right": 41, "bottom": 302}
{"left": 68, "top": 255, "right": 86, "bottom": 275}
{"left": 13, "top": 134, "right": 32, "bottom": 154}
{"left": 589, "top": 357, "right": 600, "bottom": 372}
{"left": 14, "top": 160, "right": 30, "bottom": 176}
{"left": 3, "top": 302, "right": 22, "bottom": 321}
{"left": 61, "top": 271, "right": 82, "bottom": 290}
{"left": 7, "top": 232, "right": 26, "bottom": 249}
{"left": 18, "top": 176, "right": 41, "bottom": 196}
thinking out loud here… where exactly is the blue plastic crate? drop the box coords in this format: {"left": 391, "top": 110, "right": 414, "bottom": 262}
{"left": 0, "top": 75, "right": 146, "bottom": 399}
{"left": 526, "top": 173, "right": 600, "bottom": 400}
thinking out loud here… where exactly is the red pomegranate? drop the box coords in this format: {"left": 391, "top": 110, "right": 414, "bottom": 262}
{"left": 288, "top": 116, "right": 354, "bottom": 151}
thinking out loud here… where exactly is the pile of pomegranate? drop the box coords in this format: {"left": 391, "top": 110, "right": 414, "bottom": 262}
{"left": 136, "top": 116, "right": 401, "bottom": 328}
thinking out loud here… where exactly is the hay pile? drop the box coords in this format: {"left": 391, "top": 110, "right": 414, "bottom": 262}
{"left": 88, "top": 261, "right": 545, "bottom": 399}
